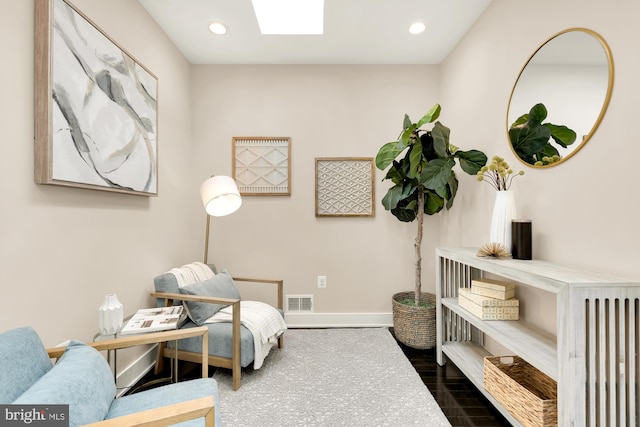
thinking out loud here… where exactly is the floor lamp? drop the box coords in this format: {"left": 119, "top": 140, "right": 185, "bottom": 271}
{"left": 200, "top": 175, "right": 242, "bottom": 264}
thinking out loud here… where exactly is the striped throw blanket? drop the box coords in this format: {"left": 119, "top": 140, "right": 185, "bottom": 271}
{"left": 168, "top": 262, "right": 215, "bottom": 287}
{"left": 206, "top": 301, "right": 287, "bottom": 369}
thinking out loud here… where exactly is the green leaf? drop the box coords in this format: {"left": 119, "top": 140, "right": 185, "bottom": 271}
{"left": 391, "top": 206, "right": 416, "bottom": 222}
{"left": 416, "top": 104, "right": 441, "bottom": 128}
{"left": 408, "top": 140, "right": 423, "bottom": 179}
{"left": 446, "top": 175, "right": 459, "bottom": 210}
{"left": 431, "top": 122, "right": 450, "bottom": 158}
{"left": 375, "top": 141, "right": 406, "bottom": 170}
{"left": 456, "top": 149, "right": 487, "bottom": 175}
{"left": 381, "top": 184, "right": 404, "bottom": 210}
{"left": 420, "top": 133, "right": 438, "bottom": 161}
{"left": 403, "top": 114, "right": 412, "bottom": 130}
{"left": 391, "top": 195, "right": 418, "bottom": 222}
{"left": 421, "top": 158, "right": 455, "bottom": 190}
{"left": 539, "top": 143, "right": 560, "bottom": 158}
{"left": 383, "top": 162, "right": 404, "bottom": 184}
{"left": 434, "top": 184, "right": 448, "bottom": 200}
{"left": 544, "top": 123, "right": 577, "bottom": 148}
{"left": 400, "top": 125, "right": 417, "bottom": 146}
{"left": 424, "top": 191, "right": 445, "bottom": 215}
{"left": 528, "top": 103, "right": 548, "bottom": 125}
{"left": 509, "top": 124, "right": 551, "bottom": 157}
{"left": 511, "top": 114, "right": 528, "bottom": 127}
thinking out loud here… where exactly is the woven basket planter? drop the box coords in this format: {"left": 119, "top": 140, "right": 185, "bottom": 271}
{"left": 484, "top": 356, "right": 557, "bottom": 427}
{"left": 392, "top": 291, "right": 436, "bottom": 350}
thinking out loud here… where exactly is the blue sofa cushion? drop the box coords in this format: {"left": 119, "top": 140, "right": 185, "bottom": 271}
{"left": 169, "top": 308, "right": 284, "bottom": 368}
{"left": 179, "top": 270, "right": 241, "bottom": 325}
{"left": 0, "top": 326, "right": 52, "bottom": 403}
{"left": 169, "top": 320, "right": 256, "bottom": 367}
{"left": 106, "top": 378, "right": 220, "bottom": 427}
{"left": 14, "top": 340, "right": 115, "bottom": 427}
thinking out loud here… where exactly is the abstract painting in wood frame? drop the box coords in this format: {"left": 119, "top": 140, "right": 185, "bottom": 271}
{"left": 35, "top": 0, "right": 158, "bottom": 196}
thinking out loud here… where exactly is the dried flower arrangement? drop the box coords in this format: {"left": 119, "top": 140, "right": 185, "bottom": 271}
{"left": 476, "top": 156, "right": 524, "bottom": 191}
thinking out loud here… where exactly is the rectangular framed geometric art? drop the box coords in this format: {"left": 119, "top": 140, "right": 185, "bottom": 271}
{"left": 232, "top": 137, "right": 291, "bottom": 196}
{"left": 34, "top": 0, "right": 158, "bottom": 196}
{"left": 315, "top": 157, "right": 375, "bottom": 217}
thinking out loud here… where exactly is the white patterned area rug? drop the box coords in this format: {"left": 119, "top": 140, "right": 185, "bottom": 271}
{"left": 212, "top": 328, "right": 451, "bottom": 427}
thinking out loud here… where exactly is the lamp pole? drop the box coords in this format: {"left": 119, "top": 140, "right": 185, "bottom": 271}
{"left": 203, "top": 214, "right": 211, "bottom": 264}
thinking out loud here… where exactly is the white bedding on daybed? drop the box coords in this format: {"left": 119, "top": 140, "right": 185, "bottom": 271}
{"left": 205, "top": 300, "right": 287, "bottom": 369}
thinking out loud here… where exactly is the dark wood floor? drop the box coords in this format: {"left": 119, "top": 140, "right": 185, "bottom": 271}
{"left": 132, "top": 329, "right": 510, "bottom": 427}
{"left": 393, "top": 335, "right": 510, "bottom": 427}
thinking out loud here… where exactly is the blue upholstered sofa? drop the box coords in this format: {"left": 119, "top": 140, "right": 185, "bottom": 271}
{"left": 0, "top": 326, "right": 220, "bottom": 426}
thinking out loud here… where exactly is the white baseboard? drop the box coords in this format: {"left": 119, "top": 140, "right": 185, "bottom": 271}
{"left": 115, "top": 313, "right": 393, "bottom": 392}
{"left": 284, "top": 312, "right": 393, "bottom": 328}
{"left": 115, "top": 345, "right": 158, "bottom": 397}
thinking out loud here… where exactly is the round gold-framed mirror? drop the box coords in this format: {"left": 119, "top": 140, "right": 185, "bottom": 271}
{"left": 506, "top": 28, "right": 614, "bottom": 168}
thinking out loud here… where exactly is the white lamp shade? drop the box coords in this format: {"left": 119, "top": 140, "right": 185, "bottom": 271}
{"left": 200, "top": 176, "right": 242, "bottom": 217}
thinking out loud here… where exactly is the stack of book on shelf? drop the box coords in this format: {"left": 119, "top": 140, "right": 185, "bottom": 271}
{"left": 120, "top": 306, "right": 186, "bottom": 335}
{"left": 458, "top": 278, "right": 519, "bottom": 320}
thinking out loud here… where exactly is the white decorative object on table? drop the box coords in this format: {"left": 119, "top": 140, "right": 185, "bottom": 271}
{"left": 476, "top": 156, "right": 524, "bottom": 253}
{"left": 98, "top": 294, "right": 124, "bottom": 336}
{"left": 490, "top": 190, "right": 517, "bottom": 250}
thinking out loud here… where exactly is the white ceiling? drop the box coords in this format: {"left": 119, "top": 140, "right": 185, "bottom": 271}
{"left": 138, "top": 0, "right": 493, "bottom": 65}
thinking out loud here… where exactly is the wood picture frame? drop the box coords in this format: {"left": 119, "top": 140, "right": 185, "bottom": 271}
{"left": 315, "top": 157, "right": 375, "bottom": 217}
{"left": 35, "top": 0, "right": 158, "bottom": 196}
{"left": 232, "top": 137, "right": 291, "bottom": 196}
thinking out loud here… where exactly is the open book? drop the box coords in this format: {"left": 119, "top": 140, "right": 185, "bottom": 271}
{"left": 120, "top": 306, "right": 185, "bottom": 335}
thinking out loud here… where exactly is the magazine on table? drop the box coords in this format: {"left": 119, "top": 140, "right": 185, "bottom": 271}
{"left": 120, "top": 306, "right": 185, "bottom": 335}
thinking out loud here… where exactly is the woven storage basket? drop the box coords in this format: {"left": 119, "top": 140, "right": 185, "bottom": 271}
{"left": 392, "top": 291, "right": 436, "bottom": 350}
{"left": 484, "top": 356, "right": 557, "bottom": 427}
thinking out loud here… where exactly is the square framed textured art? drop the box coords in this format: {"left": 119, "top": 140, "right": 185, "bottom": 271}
{"left": 34, "top": 0, "right": 158, "bottom": 196}
{"left": 232, "top": 137, "right": 291, "bottom": 196}
{"left": 315, "top": 157, "right": 375, "bottom": 217}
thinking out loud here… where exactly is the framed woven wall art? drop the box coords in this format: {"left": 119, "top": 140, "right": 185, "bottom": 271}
{"left": 232, "top": 137, "right": 291, "bottom": 196}
{"left": 34, "top": 0, "right": 158, "bottom": 196}
{"left": 315, "top": 157, "right": 375, "bottom": 217}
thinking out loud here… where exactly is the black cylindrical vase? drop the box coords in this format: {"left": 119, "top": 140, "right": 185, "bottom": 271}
{"left": 511, "top": 220, "right": 532, "bottom": 260}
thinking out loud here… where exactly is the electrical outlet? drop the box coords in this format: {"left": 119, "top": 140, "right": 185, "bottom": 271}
{"left": 317, "top": 275, "right": 327, "bottom": 288}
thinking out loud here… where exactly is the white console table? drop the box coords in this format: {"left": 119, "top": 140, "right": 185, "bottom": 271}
{"left": 435, "top": 247, "right": 639, "bottom": 427}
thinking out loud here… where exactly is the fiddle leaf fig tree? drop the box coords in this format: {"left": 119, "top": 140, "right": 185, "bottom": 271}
{"left": 375, "top": 104, "right": 487, "bottom": 306}
{"left": 509, "top": 103, "right": 577, "bottom": 166}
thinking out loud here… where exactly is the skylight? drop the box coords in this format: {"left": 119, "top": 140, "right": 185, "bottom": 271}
{"left": 251, "top": 0, "right": 324, "bottom": 35}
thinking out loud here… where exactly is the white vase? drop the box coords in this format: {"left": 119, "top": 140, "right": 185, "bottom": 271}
{"left": 489, "top": 190, "right": 517, "bottom": 252}
{"left": 99, "top": 294, "right": 124, "bottom": 336}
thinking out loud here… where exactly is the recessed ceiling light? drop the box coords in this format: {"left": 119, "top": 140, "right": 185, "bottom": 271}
{"left": 409, "top": 22, "right": 426, "bottom": 35}
{"left": 251, "top": 0, "right": 324, "bottom": 35}
{"left": 209, "top": 22, "right": 228, "bottom": 35}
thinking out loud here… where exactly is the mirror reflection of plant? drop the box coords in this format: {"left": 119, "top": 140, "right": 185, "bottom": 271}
{"left": 375, "top": 103, "right": 487, "bottom": 307}
{"left": 509, "top": 103, "right": 577, "bottom": 166}
{"left": 476, "top": 156, "right": 524, "bottom": 191}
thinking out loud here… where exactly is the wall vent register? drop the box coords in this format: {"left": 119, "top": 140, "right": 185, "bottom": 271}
{"left": 286, "top": 295, "right": 314, "bottom": 312}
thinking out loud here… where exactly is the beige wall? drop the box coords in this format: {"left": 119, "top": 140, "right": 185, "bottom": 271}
{"left": 438, "top": 0, "right": 640, "bottom": 281}
{"left": 0, "top": 0, "right": 196, "bottom": 347}
{"left": 2, "top": 0, "right": 639, "bottom": 348}
{"left": 437, "top": 0, "right": 640, "bottom": 352}
{"left": 190, "top": 65, "right": 441, "bottom": 321}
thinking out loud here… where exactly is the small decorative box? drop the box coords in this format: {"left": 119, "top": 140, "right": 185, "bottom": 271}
{"left": 458, "top": 288, "right": 519, "bottom": 320}
{"left": 471, "top": 278, "right": 516, "bottom": 300}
